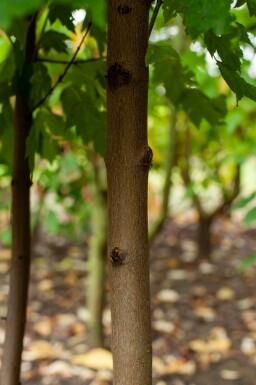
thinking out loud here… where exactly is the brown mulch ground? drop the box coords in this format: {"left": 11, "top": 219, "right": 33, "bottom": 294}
{"left": 0, "top": 212, "right": 256, "bottom": 385}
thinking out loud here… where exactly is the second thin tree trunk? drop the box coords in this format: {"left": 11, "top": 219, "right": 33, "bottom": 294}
{"left": 106, "top": 1, "right": 152, "bottom": 385}
{"left": 149, "top": 104, "right": 177, "bottom": 242}
{"left": 87, "top": 156, "right": 107, "bottom": 347}
{"left": 197, "top": 214, "right": 213, "bottom": 259}
{"left": 1, "top": 15, "right": 36, "bottom": 385}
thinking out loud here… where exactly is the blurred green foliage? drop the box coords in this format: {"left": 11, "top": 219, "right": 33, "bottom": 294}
{"left": 0, "top": 0, "right": 256, "bottom": 265}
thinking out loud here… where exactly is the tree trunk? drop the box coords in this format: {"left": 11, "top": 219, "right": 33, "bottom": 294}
{"left": 149, "top": 104, "right": 177, "bottom": 242}
{"left": 197, "top": 214, "right": 213, "bottom": 259}
{"left": 1, "top": 15, "right": 36, "bottom": 385}
{"left": 87, "top": 155, "right": 107, "bottom": 348}
{"left": 197, "top": 165, "right": 240, "bottom": 260}
{"left": 106, "top": 1, "right": 152, "bottom": 385}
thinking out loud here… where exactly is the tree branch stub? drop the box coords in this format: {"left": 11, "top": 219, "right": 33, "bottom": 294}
{"left": 110, "top": 247, "right": 128, "bottom": 266}
{"left": 106, "top": 62, "right": 132, "bottom": 90}
{"left": 140, "top": 146, "right": 153, "bottom": 170}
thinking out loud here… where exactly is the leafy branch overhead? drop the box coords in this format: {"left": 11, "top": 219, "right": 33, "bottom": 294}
{"left": 1, "top": 0, "right": 256, "bottom": 172}
{"left": 32, "top": 21, "right": 92, "bottom": 111}
{"left": 161, "top": 0, "right": 256, "bottom": 103}
{"left": 147, "top": 44, "right": 227, "bottom": 126}
{"left": 162, "top": 0, "right": 234, "bottom": 38}
{"left": 0, "top": 1, "right": 107, "bottom": 169}
{"left": 0, "top": 0, "right": 107, "bottom": 30}
{"left": 204, "top": 26, "right": 256, "bottom": 103}
{"left": 234, "top": 0, "right": 256, "bottom": 17}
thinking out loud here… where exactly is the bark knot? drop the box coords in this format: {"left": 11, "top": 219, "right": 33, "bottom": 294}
{"left": 117, "top": 4, "right": 132, "bottom": 14}
{"left": 140, "top": 146, "right": 153, "bottom": 170}
{"left": 110, "top": 247, "right": 127, "bottom": 266}
{"left": 106, "top": 63, "right": 131, "bottom": 90}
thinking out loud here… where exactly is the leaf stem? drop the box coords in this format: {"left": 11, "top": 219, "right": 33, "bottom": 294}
{"left": 33, "top": 21, "right": 92, "bottom": 111}
{"left": 148, "top": 0, "right": 163, "bottom": 38}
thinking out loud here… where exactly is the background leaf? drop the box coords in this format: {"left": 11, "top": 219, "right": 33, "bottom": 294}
{"left": 146, "top": 45, "right": 179, "bottom": 66}
{"left": 244, "top": 206, "right": 256, "bottom": 226}
{"left": 163, "top": 0, "right": 233, "bottom": 38}
{"left": 238, "top": 254, "right": 256, "bottom": 271}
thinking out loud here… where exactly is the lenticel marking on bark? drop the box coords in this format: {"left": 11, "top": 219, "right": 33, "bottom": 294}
{"left": 117, "top": 4, "right": 132, "bottom": 14}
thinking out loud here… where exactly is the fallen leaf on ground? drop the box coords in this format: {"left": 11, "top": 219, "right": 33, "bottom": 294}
{"left": 156, "top": 289, "right": 180, "bottom": 303}
{"left": 189, "top": 327, "right": 231, "bottom": 353}
{"left": 41, "top": 360, "right": 74, "bottom": 377}
{"left": 164, "top": 357, "right": 196, "bottom": 375}
{"left": 216, "top": 287, "right": 235, "bottom": 301}
{"left": 23, "top": 340, "right": 61, "bottom": 360}
{"left": 64, "top": 271, "right": 78, "bottom": 285}
{"left": 70, "top": 321, "right": 86, "bottom": 335}
{"left": 71, "top": 348, "right": 113, "bottom": 370}
{"left": 0, "top": 292, "right": 7, "bottom": 301}
{"left": 37, "top": 279, "right": 54, "bottom": 292}
{"left": 167, "top": 270, "right": 187, "bottom": 280}
{"left": 0, "top": 263, "right": 9, "bottom": 273}
{"left": 166, "top": 258, "right": 180, "bottom": 269}
{"left": 165, "top": 235, "right": 178, "bottom": 246}
{"left": 189, "top": 339, "right": 208, "bottom": 353}
{"left": 220, "top": 369, "right": 241, "bottom": 380}
{"left": 155, "top": 381, "right": 168, "bottom": 385}
{"left": 153, "top": 356, "right": 166, "bottom": 374}
{"left": 153, "top": 320, "right": 175, "bottom": 334}
{"left": 237, "top": 297, "right": 254, "bottom": 310}
{"left": 240, "top": 337, "right": 256, "bottom": 355}
{"left": 207, "top": 338, "right": 231, "bottom": 353}
{"left": 180, "top": 252, "right": 197, "bottom": 263}
{"left": 191, "top": 285, "right": 207, "bottom": 298}
{"left": 181, "top": 240, "right": 197, "bottom": 253}
{"left": 55, "top": 313, "right": 77, "bottom": 326}
{"left": 242, "top": 311, "right": 256, "bottom": 331}
{"left": 199, "top": 262, "right": 216, "bottom": 274}
{"left": 33, "top": 317, "right": 52, "bottom": 336}
{"left": 194, "top": 306, "right": 216, "bottom": 321}
{"left": 0, "top": 248, "right": 11, "bottom": 260}
{"left": 68, "top": 246, "right": 83, "bottom": 257}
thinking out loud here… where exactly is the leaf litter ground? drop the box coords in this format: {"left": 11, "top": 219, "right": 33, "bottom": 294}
{"left": 0, "top": 212, "right": 256, "bottom": 385}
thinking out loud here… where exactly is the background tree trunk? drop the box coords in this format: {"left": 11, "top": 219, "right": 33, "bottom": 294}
{"left": 197, "top": 165, "right": 241, "bottom": 260}
{"left": 197, "top": 214, "right": 213, "bottom": 259}
{"left": 1, "top": 15, "right": 36, "bottom": 385}
{"left": 149, "top": 104, "right": 177, "bottom": 242}
{"left": 106, "top": 1, "right": 152, "bottom": 385}
{"left": 87, "top": 155, "right": 107, "bottom": 348}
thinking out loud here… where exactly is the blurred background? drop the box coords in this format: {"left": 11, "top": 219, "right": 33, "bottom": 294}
{"left": 1, "top": 2, "right": 256, "bottom": 384}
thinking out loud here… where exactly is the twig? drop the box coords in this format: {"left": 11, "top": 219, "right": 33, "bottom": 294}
{"left": 33, "top": 21, "right": 92, "bottom": 111}
{"left": 35, "top": 56, "right": 105, "bottom": 65}
{"left": 148, "top": 0, "right": 163, "bottom": 37}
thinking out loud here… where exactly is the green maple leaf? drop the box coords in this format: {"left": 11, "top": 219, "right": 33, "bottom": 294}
{"left": 218, "top": 62, "right": 256, "bottom": 102}
{"left": 163, "top": 0, "right": 233, "bottom": 38}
